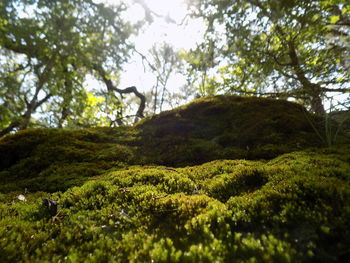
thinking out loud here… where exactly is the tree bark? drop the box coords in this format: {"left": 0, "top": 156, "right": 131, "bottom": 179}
{"left": 58, "top": 67, "right": 73, "bottom": 128}
{"left": 0, "top": 91, "right": 51, "bottom": 137}
{"left": 0, "top": 120, "right": 21, "bottom": 137}
{"left": 93, "top": 64, "right": 146, "bottom": 122}
{"left": 287, "top": 41, "right": 326, "bottom": 115}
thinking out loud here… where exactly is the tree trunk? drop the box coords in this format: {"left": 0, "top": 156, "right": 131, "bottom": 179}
{"left": 309, "top": 86, "right": 326, "bottom": 115}
{"left": 287, "top": 41, "right": 326, "bottom": 115}
{"left": 58, "top": 67, "right": 73, "bottom": 128}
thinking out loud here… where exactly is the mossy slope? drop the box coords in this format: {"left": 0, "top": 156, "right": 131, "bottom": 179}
{"left": 0, "top": 96, "right": 350, "bottom": 262}
{"left": 1, "top": 95, "right": 340, "bottom": 193}
{"left": 1, "top": 148, "right": 349, "bottom": 262}
{"left": 137, "top": 96, "right": 327, "bottom": 166}
{"left": 0, "top": 127, "right": 139, "bottom": 192}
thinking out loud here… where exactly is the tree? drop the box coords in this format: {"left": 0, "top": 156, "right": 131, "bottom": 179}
{"left": 185, "top": 0, "right": 350, "bottom": 114}
{"left": 131, "top": 42, "right": 185, "bottom": 115}
{"left": 182, "top": 40, "right": 220, "bottom": 97}
{"left": 148, "top": 43, "right": 183, "bottom": 114}
{"left": 0, "top": 0, "right": 145, "bottom": 136}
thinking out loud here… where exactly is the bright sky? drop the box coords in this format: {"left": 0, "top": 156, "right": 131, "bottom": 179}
{"left": 88, "top": 0, "right": 206, "bottom": 105}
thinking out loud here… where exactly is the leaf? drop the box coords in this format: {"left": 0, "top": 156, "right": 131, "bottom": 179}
{"left": 330, "top": 15, "right": 340, "bottom": 24}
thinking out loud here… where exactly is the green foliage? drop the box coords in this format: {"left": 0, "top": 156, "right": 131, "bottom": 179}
{"left": 1, "top": 148, "right": 350, "bottom": 262}
{"left": 0, "top": 0, "right": 135, "bottom": 133}
{"left": 147, "top": 42, "right": 184, "bottom": 115}
{"left": 185, "top": 0, "right": 350, "bottom": 114}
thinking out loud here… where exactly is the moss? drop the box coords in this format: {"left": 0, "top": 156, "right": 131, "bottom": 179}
{"left": 1, "top": 95, "right": 347, "bottom": 191}
{"left": 136, "top": 95, "right": 335, "bottom": 166}
{"left": 0, "top": 149, "right": 350, "bottom": 262}
{"left": 0, "top": 95, "right": 350, "bottom": 261}
{"left": 0, "top": 127, "right": 139, "bottom": 192}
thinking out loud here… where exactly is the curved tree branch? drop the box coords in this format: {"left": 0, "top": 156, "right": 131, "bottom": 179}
{"left": 93, "top": 64, "right": 146, "bottom": 121}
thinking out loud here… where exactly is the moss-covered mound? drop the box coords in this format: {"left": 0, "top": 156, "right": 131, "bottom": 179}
{"left": 137, "top": 96, "right": 327, "bottom": 166}
{"left": 1, "top": 148, "right": 350, "bottom": 262}
{"left": 1, "top": 96, "right": 350, "bottom": 262}
{"left": 1, "top": 95, "right": 348, "bottom": 193}
{"left": 0, "top": 127, "right": 139, "bottom": 192}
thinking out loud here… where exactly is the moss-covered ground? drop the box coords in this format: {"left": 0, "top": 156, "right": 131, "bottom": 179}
{"left": 0, "top": 96, "right": 349, "bottom": 262}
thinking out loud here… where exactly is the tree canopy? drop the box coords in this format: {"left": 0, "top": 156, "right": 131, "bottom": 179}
{"left": 0, "top": 0, "right": 146, "bottom": 135}
{"left": 185, "top": 0, "right": 350, "bottom": 114}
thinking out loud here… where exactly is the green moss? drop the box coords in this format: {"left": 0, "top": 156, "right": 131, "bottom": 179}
{"left": 136, "top": 95, "right": 338, "bottom": 166}
{"left": 0, "top": 95, "right": 349, "bottom": 261}
{"left": 1, "top": 95, "right": 348, "bottom": 192}
{"left": 0, "top": 149, "right": 349, "bottom": 262}
{"left": 0, "top": 127, "right": 139, "bottom": 192}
